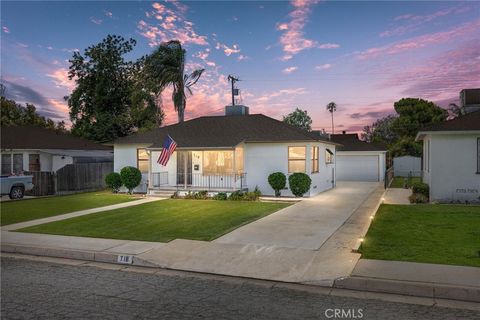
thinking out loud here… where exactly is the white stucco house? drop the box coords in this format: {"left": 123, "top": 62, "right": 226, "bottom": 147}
{"left": 416, "top": 110, "right": 480, "bottom": 203}
{"left": 1, "top": 125, "right": 113, "bottom": 175}
{"left": 113, "top": 113, "right": 339, "bottom": 197}
{"left": 329, "top": 132, "right": 387, "bottom": 182}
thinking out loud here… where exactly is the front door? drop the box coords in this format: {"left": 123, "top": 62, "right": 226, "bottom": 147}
{"left": 176, "top": 151, "right": 192, "bottom": 186}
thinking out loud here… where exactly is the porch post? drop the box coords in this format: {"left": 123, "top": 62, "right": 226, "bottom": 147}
{"left": 148, "top": 150, "right": 152, "bottom": 190}
{"left": 184, "top": 152, "right": 187, "bottom": 189}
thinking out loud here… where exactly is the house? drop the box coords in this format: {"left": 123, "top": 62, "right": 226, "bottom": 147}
{"left": 113, "top": 111, "right": 339, "bottom": 196}
{"left": 329, "top": 132, "right": 387, "bottom": 182}
{"left": 0, "top": 125, "right": 113, "bottom": 175}
{"left": 416, "top": 110, "right": 480, "bottom": 203}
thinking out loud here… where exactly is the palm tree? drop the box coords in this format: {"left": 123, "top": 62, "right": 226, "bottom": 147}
{"left": 144, "top": 40, "right": 204, "bottom": 123}
{"left": 326, "top": 102, "right": 337, "bottom": 134}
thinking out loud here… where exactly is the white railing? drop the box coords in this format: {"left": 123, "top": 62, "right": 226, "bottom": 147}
{"left": 151, "top": 172, "right": 247, "bottom": 191}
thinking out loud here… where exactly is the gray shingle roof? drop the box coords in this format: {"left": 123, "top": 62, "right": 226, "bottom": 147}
{"left": 1, "top": 126, "right": 112, "bottom": 150}
{"left": 114, "top": 114, "right": 337, "bottom": 148}
{"left": 330, "top": 133, "right": 387, "bottom": 152}
{"left": 420, "top": 110, "right": 480, "bottom": 132}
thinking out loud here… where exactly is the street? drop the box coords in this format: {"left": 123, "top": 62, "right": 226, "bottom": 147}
{"left": 1, "top": 257, "right": 479, "bottom": 320}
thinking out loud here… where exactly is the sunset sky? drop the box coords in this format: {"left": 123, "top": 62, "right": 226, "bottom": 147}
{"left": 1, "top": 1, "right": 479, "bottom": 132}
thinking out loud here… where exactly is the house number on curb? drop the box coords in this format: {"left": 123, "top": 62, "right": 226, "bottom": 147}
{"left": 117, "top": 255, "right": 133, "bottom": 264}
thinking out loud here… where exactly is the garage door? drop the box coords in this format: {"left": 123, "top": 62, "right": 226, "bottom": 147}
{"left": 336, "top": 155, "right": 379, "bottom": 181}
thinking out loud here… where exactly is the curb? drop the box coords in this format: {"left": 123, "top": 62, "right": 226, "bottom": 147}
{"left": 334, "top": 276, "right": 480, "bottom": 303}
{"left": 1, "top": 244, "right": 157, "bottom": 268}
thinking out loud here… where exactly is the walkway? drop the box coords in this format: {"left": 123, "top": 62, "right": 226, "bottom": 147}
{"left": 383, "top": 188, "right": 411, "bottom": 204}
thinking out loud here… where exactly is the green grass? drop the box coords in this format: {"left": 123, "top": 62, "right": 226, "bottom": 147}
{"left": 360, "top": 204, "right": 480, "bottom": 267}
{"left": 17, "top": 199, "right": 290, "bottom": 242}
{"left": 1, "top": 192, "right": 138, "bottom": 226}
{"left": 390, "top": 176, "right": 422, "bottom": 188}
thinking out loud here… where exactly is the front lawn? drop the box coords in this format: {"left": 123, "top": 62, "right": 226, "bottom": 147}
{"left": 17, "top": 200, "right": 290, "bottom": 242}
{"left": 360, "top": 204, "right": 480, "bottom": 267}
{"left": 390, "top": 176, "right": 422, "bottom": 188}
{"left": 1, "top": 192, "right": 138, "bottom": 226}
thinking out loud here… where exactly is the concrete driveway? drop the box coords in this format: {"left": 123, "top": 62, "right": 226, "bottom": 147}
{"left": 215, "top": 182, "right": 381, "bottom": 250}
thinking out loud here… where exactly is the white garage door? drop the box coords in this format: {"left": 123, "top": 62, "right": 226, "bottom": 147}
{"left": 336, "top": 155, "right": 379, "bottom": 181}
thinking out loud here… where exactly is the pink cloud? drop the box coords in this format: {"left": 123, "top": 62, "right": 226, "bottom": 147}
{"left": 104, "top": 11, "right": 113, "bottom": 18}
{"left": 358, "top": 19, "right": 480, "bottom": 59}
{"left": 315, "top": 63, "right": 332, "bottom": 70}
{"left": 138, "top": 2, "right": 208, "bottom": 47}
{"left": 46, "top": 68, "right": 75, "bottom": 91}
{"left": 89, "top": 17, "right": 102, "bottom": 25}
{"left": 192, "top": 48, "right": 216, "bottom": 67}
{"left": 282, "top": 66, "right": 298, "bottom": 74}
{"left": 381, "top": 6, "right": 471, "bottom": 37}
{"left": 215, "top": 42, "right": 241, "bottom": 56}
{"left": 277, "top": 0, "right": 339, "bottom": 61}
{"left": 2, "top": 26, "right": 10, "bottom": 33}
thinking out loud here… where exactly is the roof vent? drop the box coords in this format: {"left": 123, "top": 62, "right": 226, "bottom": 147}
{"left": 342, "top": 130, "right": 346, "bottom": 134}
{"left": 225, "top": 105, "right": 249, "bottom": 116}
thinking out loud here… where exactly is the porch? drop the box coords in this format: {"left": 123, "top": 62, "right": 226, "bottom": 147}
{"left": 147, "top": 148, "right": 247, "bottom": 192}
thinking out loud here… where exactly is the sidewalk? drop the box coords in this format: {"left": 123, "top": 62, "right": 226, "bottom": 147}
{"left": 334, "top": 259, "right": 480, "bottom": 302}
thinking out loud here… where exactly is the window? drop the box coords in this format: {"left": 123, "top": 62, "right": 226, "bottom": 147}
{"left": 288, "top": 146, "right": 306, "bottom": 173}
{"left": 29, "top": 154, "right": 40, "bottom": 172}
{"left": 235, "top": 146, "right": 244, "bottom": 174}
{"left": 1, "top": 154, "right": 11, "bottom": 175}
{"left": 325, "top": 149, "right": 334, "bottom": 164}
{"left": 13, "top": 154, "right": 23, "bottom": 174}
{"left": 477, "top": 138, "right": 480, "bottom": 173}
{"left": 203, "top": 150, "right": 234, "bottom": 174}
{"left": 137, "top": 149, "right": 149, "bottom": 173}
{"left": 311, "top": 146, "right": 319, "bottom": 173}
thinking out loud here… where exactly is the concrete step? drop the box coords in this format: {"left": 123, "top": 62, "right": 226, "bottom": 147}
{"left": 149, "top": 190, "right": 175, "bottom": 198}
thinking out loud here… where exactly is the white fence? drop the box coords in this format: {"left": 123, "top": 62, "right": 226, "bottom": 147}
{"left": 393, "top": 156, "right": 421, "bottom": 177}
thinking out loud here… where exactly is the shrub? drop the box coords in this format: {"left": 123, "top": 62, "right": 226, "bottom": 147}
{"left": 243, "top": 191, "right": 259, "bottom": 201}
{"left": 253, "top": 185, "right": 262, "bottom": 198}
{"left": 228, "top": 190, "right": 244, "bottom": 201}
{"left": 412, "top": 182, "right": 429, "bottom": 197}
{"left": 213, "top": 192, "right": 228, "bottom": 200}
{"left": 194, "top": 190, "right": 209, "bottom": 200}
{"left": 105, "top": 172, "right": 122, "bottom": 193}
{"left": 268, "top": 172, "right": 286, "bottom": 197}
{"left": 184, "top": 191, "right": 195, "bottom": 199}
{"left": 288, "top": 173, "right": 312, "bottom": 197}
{"left": 409, "top": 193, "right": 429, "bottom": 204}
{"left": 120, "top": 166, "right": 142, "bottom": 194}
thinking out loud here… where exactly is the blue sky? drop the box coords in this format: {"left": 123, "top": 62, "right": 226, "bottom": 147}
{"left": 1, "top": 1, "right": 479, "bottom": 131}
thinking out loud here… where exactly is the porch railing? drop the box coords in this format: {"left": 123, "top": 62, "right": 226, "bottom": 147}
{"left": 150, "top": 172, "right": 247, "bottom": 191}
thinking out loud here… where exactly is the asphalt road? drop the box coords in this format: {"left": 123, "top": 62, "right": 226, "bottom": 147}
{"left": 1, "top": 257, "right": 479, "bottom": 320}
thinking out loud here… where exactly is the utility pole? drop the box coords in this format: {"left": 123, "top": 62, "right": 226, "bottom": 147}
{"left": 228, "top": 75, "right": 239, "bottom": 106}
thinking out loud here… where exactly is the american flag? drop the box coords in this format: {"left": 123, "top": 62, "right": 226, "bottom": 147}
{"left": 157, "top": 135, "right": 177, "bottom": 166}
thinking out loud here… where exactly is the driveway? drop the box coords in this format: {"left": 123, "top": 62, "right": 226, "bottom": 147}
{"left": 215, "top": 182, "right": 381, "bottom": 250}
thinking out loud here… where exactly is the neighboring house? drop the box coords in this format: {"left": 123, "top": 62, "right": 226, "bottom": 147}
{"left": 329, "top": 132, "right": 387, "bottom": 182}
{"left": 0, "top": 126, "right": 113, "bottom": 175}
{"left": 113, "top": 112, "right": 339, "bottom": 196}
{"left": 416, "top": 110, "right": 480, "bottom": 203}
{"left": 393, "top": 155, "right": 421, "bottom": 177}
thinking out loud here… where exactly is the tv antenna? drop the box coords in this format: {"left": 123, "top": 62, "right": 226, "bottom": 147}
{"left": 227, "top": 75, "right": 240, "bottom": 106}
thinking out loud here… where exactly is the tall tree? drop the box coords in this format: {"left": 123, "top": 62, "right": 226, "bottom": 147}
{"left": 143, "top": 40, "right": 204, "bottom": 123}
{"left": 283, "top": 108, "right": 312, "bottom": 131}
{"left": 0, "top": 96, "right": 66, "bottom": 131}
{"left": 66, "top": 35, "right": 162, "bottom": 142}
{"left": 326, "top": 102, "right": 337, "bottom": 134}
{"left": 361, "top": 115, "right": 398, "bottom": 144}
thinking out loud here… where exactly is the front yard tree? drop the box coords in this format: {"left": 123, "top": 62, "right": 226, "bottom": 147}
{"left": 326, "top": 102, "right": 337, "bottom": 134}
{"left": 282, "top": 108, "right": 312, "bottom": 131}
{"left": 143, "top": 40, "right": 204, "bottom": 123}
{"left": 66, "top": 35, "right": 161, "bottom": 142}
{"left": 120, "top": 166, "right": 142, "bottom": 194}
{"left": 268, "top": 172, "right": 287, "bottom": 197}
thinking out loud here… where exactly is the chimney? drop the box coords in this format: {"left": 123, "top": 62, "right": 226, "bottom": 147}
{"left": 342, "top": 130, "right": 346, "bottom": 135}
{"left": 225, "top": 104, "right": 249, "bottom": 116}
{"left": 460, "top": 88, "right": 480, "bottom": 114}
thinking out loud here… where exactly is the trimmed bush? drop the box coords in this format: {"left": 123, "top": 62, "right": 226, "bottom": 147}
{"left": 409, "top": 193, "right": 429, "bottom": 204}
{"left": 213, "top": 192, "right": 228, "bottom": 200}
{"left": 120, "top": 166, "right": 142, "bottom": 194}
{"left": 228, "top": 190, "right": 244, "bottom": 201}
{"left": 412, "top": 182, "right": 429, "bottom": 197}
{"left": 268, "top": 172, "right": 286, "bottom": 197}
{"left": 194, "top": 190, "right": 209, "bottom": 200}
{"left": 105, "top": 172, "right": 122, "bottom": 193}
{"left": 288, "top": 173, "right": 312, "bottom": 197}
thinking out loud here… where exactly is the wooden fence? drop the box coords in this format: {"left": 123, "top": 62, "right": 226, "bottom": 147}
{"left": 26, "top": 162, "right": 113, "bottom": 196}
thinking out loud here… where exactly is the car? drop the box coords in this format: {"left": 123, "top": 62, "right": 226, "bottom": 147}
{"left": 0, "top": 175, "right": 34, "bottom": 199}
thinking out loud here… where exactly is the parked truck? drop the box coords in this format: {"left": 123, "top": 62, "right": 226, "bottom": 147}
{"left": 0, "top": 175, "right": 34, "bottom": 199}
